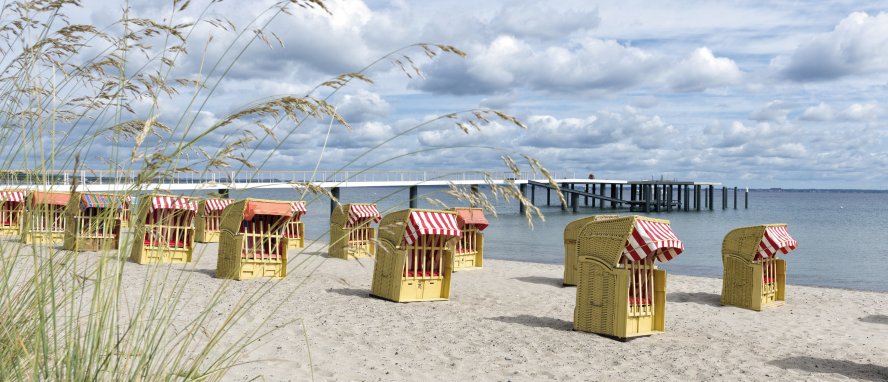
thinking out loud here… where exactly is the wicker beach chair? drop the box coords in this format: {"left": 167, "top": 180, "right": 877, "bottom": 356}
{"left": 195, "top": 198, "right": 233, "bottom": 242}
{"left": 215, "top": 199, "right": 292, "bottom": 280}
{"left": 130, "top": 194, "right": 197, "bottom": 264}
{"left": 563, "top": 215, "right": 620, "bottom": 285}
{"left": 0, "top": 190, "right": 26, "bottom": 237}
{"left": 573, "top": 215, "right": 683, "bottom": 339}
{"left": 22, "top": 191, "right": 70, "bottom": 244}
{"left": 63, "top": 192, "right": 123, "bottom": 251}
{"left": 329, "top": 203, "right": 380, "bottom": 259}
{"left": 370, "top": 209, "right": 461, "bottom": 302}
{"left": 721, "top": 224, "right": 798, "bottom": 311}
{"left": 119, "top": 195, "right": 133, "bottom": 229}
{"left": 285, "top": 201, "right": 306, "bottom": 248}
{"left": 447, "top": 207, "right": 489, "bottom": 271}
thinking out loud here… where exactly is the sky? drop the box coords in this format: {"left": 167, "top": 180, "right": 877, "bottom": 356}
{"left": 67, "top": 0, "right": 888, "bottom": 189}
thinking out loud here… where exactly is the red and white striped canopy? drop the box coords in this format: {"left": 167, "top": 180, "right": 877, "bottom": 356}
{"left": 149, "top": 196, "right": 197, "bottom": 212}
{"left": 290, "top": 201, "right": 307, "bottom": 219}
{"left": 623, "top": 219, "right": 684, "bottom": 263}
{"left": 348, "top": 204, "right": 381, "bottom": 225}
{"left": 204, "top": 199, "right": 234, "bottom": 211}
{"left": 404, "top": 211, "right": 461, "bottom": 245}
{"left": 0, "top": 191, "right": 25, "bottom": 202}
{"left": 756, "top": 225, "right": 797, "bottom": 259}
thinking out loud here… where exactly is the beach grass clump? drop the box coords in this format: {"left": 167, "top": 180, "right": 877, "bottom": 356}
{"left": 0, "top": 0, "right": 559, "bottom": 379}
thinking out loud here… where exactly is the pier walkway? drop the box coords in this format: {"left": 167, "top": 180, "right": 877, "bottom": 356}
{"left": 0, "top": 170, "right": 745, "bottom": 213}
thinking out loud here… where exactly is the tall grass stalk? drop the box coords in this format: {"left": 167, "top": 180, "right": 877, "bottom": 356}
{"left": 0, "top": 0, "right": 561, "bottom": 379}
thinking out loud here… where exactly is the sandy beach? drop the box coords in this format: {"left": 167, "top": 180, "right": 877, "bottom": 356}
{"left": 8, "top": 237, "right": 887, "bottom": 381}
{"left": 77, "top": 238, "right": 882, "bottom": 381}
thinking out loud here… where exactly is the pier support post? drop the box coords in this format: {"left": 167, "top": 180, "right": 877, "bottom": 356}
{"left": 666, "top": 186, "right": 673, "bottom": 212}
{"left": 591, "top": 184, "right": 596, "bottom": 207}
{"left": 708, "top": 185, "right": 714, "bottom": 211}
{"left": 722, "top": 186, "right": 727, "bottom": 209}
{"left": 571, "top": 193, "right": 579, "bottom": 213}
{"left": 218, "top": 188, "right": 230, "bottom": 199}
{"left": 619, "top": 185, "right": 624, "bottom": 207}
{"left": 599, "top": 184, "right": 606, "bottom": 210}
{"left": 733, "top": 187, "right": 738, "bottom": 209}
{"left": 684, "top": 185, "right": 690, "bottom": 211}
{"left": 519, "top": 183, "right": 527, "bottom": 215}
{"left": 409, "top": 185, "right": 418, "bottom": 208}
{"left": 745, "top": 188, "right": 749, "bottom": 209}
{"left": 694, "top": 185, "right": 701, "bottom": 211}
{"left": 644, "top": 185, "right": 651, "bottom": 212}
{"left": 547, "top": 188, "right": 551, "bottom": 206}
{"left": 653, "top": 184, "right": 660, "bottom": 212}
{"left": 585, "top": 183, "right": 589, "bottom": 206}
{"left": 531, "top": 184, "right": 535, "bottom": 205}
{"left": 330, "top": 187, "right": 340, "bottom": 213}
{"left": 610, "top": 184, "right": 617, "bottom": 209}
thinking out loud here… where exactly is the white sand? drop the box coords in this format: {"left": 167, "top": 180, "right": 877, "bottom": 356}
{"left": 12, "top": 238, "right": 888, "bottom": 381}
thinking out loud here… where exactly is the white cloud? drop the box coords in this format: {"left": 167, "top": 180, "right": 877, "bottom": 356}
{"left": 667, "top": 47, "right": 742, "bottom": 92}
{"left": 801, "top": 102, "right": 835, "bottom": 121}
{"left": 838, "top": 103, "right": 881, "bottom": 121}
{"left": 774, "top": 12, "right": 888, "bottom": 81}
{"left": 749, "top": 100, "right": 790, "bottom": 122}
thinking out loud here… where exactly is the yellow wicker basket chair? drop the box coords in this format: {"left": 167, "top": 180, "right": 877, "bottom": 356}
{"left": 195, "top": 198, "right": 233, "bottom": 242}
{"left": 285, "top": 201, "right": 306, "bottom": 248}
{"left": 0, "top": 190, "right": 26, "bottom": 236}
{"left": 573, "top": 215, "right": 684, "bottom": 339}
{"left": 563, "top": 214, "right": 620, "bottom": 286}
{"left": 130, "top": 194, "right": 198, "bottom": 264}
{"left": 216, "top": 199, "right": 292, "bottom": 280}
{"left": 721, "top": 224, "right": 797, "bottom": 311}
{"left": 22, "top": 191, "right": 70, "bottom": 244}
{"left": 371, "top": 209, "right": 461, "bottom": 302}
{"left": 63, "top": 192, "right": 123, "bottom": 252}
{"left": 329, "top": 203, "right": 380, "bottom": 259}
{"left": 119, "top": 195, "right": 133, "bottom": 229}
{"left": 447, "top": 207, "right": 489, "bottom": 271}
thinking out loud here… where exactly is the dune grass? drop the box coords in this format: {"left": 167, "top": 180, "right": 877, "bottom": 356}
{"left": 0, "top": 0, "right": 560, "bottom": 379}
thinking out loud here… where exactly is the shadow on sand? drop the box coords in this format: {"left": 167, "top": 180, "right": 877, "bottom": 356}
{"left": 326, "top": 287, "right": 372, "bottom": 298}
{"left": 512, "top": 276, "right": 566, "bottom": 287}
{"left": 769, "top": 356, "right": 888, "bottom": 381}
{"left": 859, "top": 315, "right": 888, "bottom": 325}
{"left": 487, "top": 314, "right": 573, "bottom": 331}
{"left": 667, "top": 292, "right": 721, "bottom": 306}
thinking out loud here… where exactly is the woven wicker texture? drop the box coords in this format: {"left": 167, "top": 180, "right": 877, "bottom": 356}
{"left": 63, "top": 192, "right": 122, "bottom": 252}
{"left": 130, "top": 194, "right": 196, "bottom": 264}
{"left": 329, "top": 203, "right": 377, "bottom": 259}
{"left": 216, "top": 198, "right": 291, "bottom": 280}
{"left": 573, "top": 215, "right": 668, "bottom": 339}
{"left": 370, "top": 208, "right": 457, "bottom": 302}
{"left": 446, "top": 207, "right": 487, "bottom": 271}
{"left": 721, "top": 224, "right": 789, "bottom": 311}
{"left": 562, "top": 215, "right": 619, "bottom": 285}
{"left": 21, "top": 191, "right": 70, "bottom": 244}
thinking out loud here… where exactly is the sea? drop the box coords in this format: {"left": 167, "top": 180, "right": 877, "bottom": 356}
{"left": 217, "top": 186, "right": 888, "bottom": 293}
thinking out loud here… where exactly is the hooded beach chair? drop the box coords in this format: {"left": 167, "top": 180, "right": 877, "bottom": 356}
{"left": 130, "top": 194, "right": 197, "bottom": 264}
{"left": 119, "top": 195, "right": 133, "bottom": 229}
{"left": 285, "top": 201, "right": 306, "bottom": 248}
{"left": 370, "top": 209, "right": 461, "bottom": 302}
{"left": 0, "top": 190, "right": 26, "bottom": 236}
{"left": 216, "top": 199, "right": 292, "bottom": 280}
{"left": 447, "top": 207, "right": 489, "bottom": 271}
{"left": 721, "top": 224, "right": 798, "bottom": 311}
{"left": 22, "top": 191, "right": 70, "bottom": 244}
{"left": 329, "top": 203, "right": 381, "bottom": 259}
{"left": 195, "top": 198, "right": 233, "bottom": 242}
{"left": 63, "top": 192, "right": 123, "bottom": 251}
{"left": 563, "top": 214, "right": 620, "bottom": 286}
{"left": 573, "top": 215, "right": 683, "bottom": 339}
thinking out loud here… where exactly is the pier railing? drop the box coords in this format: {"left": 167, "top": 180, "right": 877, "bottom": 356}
{"left": 0, "top": 169, "right": 584, "bottom": 187}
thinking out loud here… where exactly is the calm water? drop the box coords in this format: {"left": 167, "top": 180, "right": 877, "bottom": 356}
{"left": 217, "top": 187, "right": 888, "bottom": 292}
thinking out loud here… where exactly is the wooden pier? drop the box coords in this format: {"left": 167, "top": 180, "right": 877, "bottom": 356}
{"left": 0, "top": 170, "right": 747, "bottom": 214}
